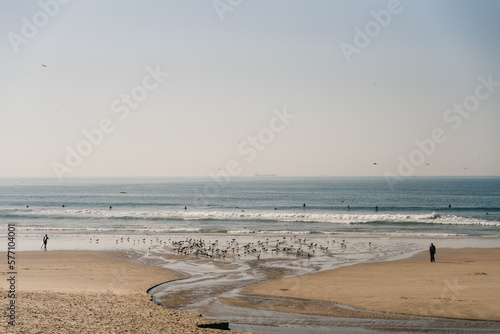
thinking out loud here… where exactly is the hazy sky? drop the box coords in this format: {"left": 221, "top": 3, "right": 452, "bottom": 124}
{"left": 1, "top": 0, "right": 499, "bottom": 178}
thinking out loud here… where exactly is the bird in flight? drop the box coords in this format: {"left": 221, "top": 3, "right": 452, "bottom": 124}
{"left": 373, "top": 162, "right": 377, "bottom": 165}
{"left": 42, "top": 64, "right": 47, "bottom": 67}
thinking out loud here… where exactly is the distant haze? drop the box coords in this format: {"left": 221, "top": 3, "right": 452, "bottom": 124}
{"left": 1, "top": 0, "right": 499, "bottom": 178}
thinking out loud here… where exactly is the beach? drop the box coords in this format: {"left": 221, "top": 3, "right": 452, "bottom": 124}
{"left": 1, "top": 177, "right": 500, "bottom": 332}
{"left": 234, "top": 248, "right": 500, "bottom": 322}
{"left": 0, "top": 251, "right": 249, "bottom": 334}
{"left": 2, "top": 248, "right": 499, "bottom": 333}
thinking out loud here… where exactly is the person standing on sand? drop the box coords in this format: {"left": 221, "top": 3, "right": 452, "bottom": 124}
{"left": 429, "top": 243, "right": 436, "bottom": 262}
{"left": 42, "top": 234, "right": 49, "bottom": 250}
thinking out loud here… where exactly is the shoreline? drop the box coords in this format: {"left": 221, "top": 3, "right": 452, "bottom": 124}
{"left": 232, "top": 248, "right": 500, "bottom": 322}
{"left": 0, "top": 250, "right": 249, "bottom": 334}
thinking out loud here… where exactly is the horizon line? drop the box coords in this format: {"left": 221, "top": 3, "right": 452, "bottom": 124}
{"left": 1, "top": 175, "right": 500, "bottom": 179}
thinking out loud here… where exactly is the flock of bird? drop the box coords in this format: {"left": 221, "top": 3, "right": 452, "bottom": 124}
{"left": 92, "top": 236, "right": 364, "bottom": 261}
{"left": 167, "top": 236, "right": 347, "bottom": 260}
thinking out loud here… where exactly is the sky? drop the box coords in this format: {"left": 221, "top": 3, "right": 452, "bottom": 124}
{"left": 1, "top": 0, "right": 499, "bottom": 178}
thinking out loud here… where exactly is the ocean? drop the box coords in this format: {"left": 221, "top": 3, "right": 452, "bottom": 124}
{"left": 1, "top": 176, "right": 499, "bottom": 241}
{"left": 2, "top": 176, "right": 500, "bottom": 333}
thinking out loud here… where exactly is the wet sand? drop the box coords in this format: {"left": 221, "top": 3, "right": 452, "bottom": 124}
{"left": 234, "top": 248, "right": 500, "bottom": 322}
{"left": 0, "top": 251, "right": 249, "bottom": 334}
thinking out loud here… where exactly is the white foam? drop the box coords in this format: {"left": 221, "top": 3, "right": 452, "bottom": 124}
{"left": 17, "top": 226, "right": 202, "bottom": 233}
{"left": 15, "top": 208, "right": 499, "bottom": 226}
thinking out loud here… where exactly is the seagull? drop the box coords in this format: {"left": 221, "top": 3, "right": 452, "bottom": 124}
{"left": 42, "top": 64, "right": 47, "bottom": 67}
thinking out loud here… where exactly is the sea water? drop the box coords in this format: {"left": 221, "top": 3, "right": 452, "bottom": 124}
{"left": 1, "top": 176, "right": 499, "bottom": 241}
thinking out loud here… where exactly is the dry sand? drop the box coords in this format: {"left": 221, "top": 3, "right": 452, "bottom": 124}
{"left": 1, "top": 250, "right": 250, "bottom": 334}
{"left": 235, "top": 248, "right": 500, "bottom": 322}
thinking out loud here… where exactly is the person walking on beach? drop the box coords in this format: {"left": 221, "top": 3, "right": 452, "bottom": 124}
{"left": 42, "top": 234, "right": 49, "bottom": 250}
{"left": 429, "top": 243, "right": 436, "bottom": 262}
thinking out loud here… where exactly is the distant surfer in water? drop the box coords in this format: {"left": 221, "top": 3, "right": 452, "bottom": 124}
{"left": 429, "top": 243, "right": 436, "bottom": 262}
{"left": 42, "top": 234, "right": 49, "bottom": 250}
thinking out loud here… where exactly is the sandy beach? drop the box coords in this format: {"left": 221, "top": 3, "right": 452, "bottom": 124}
{"left": 232, "top": 248, "right": 500, "bottom": 322}
{"left": 2, "top": 247, "right": 499, "bottom": 334}
{"left": 0, "top": 250, "right": 249, "bottom": 334}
